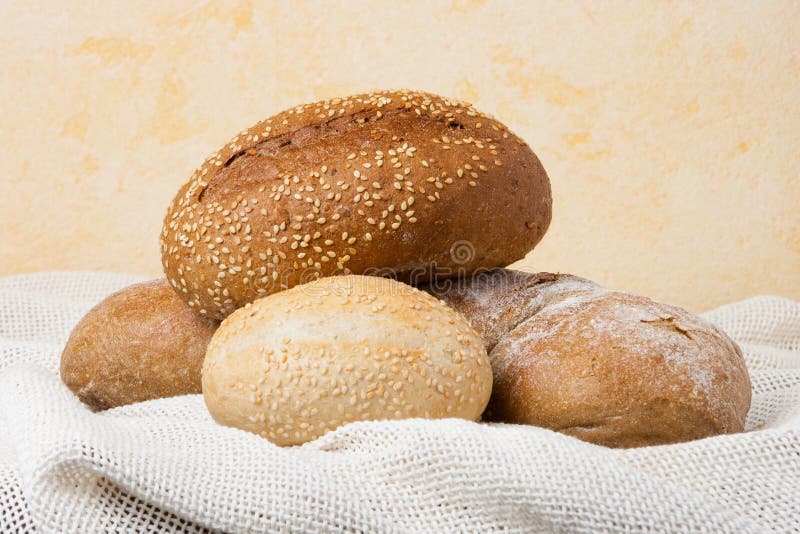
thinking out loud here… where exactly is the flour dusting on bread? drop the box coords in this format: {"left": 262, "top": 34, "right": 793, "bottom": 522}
{"left": 426, "top": 269, "right": 751, "bottom": 447}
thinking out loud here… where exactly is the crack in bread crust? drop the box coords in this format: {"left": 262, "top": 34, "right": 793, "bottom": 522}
{"left": 423, "top": 269, "right": 752, "bottom": 448}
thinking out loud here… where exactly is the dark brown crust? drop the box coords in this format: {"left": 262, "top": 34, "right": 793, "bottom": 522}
{"left": 161, "top": 90, "right": 552, "bottom": 319}
{"left": 60, "top": 279, "right": 219, "bottom": 410}
{"left": 423, "top": 269, "right": 752, "bottom": 448}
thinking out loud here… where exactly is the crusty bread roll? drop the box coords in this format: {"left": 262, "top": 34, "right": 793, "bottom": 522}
{"left": 425, "top": 270, "right": 752, "bottom": 447}
{"left": 61, "top": 279, "right": 218, "bottom": 410}
{"left": 162, "top": 90, "right": 552, "bottom": 319}
{"left": 202, "top": 275, "right": 492, "bottom": 446}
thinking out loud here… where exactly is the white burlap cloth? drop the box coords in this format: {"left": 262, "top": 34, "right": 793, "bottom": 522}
{"left": 0, "top": 272, "right": 798, "bottom": 533}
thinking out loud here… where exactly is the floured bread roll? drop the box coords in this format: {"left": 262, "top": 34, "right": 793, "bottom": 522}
{"left": 425, "top": 270, "right": 752, "bottom": 448}
{"left": 202, "top": 275, "right": 492, "bottom": 446}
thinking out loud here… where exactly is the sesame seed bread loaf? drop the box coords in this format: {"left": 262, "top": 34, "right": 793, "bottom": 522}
{"left": 60, "top": 280, "right": 219, "bottom": 410}
{"left": 425, "top": 270, "right": 752, "bottom": 448}
{"left": 201, "top": 275, "right": 492, "bottom": 446}
{"left": 162, "top": 90, "right": 552, "bottom": 320}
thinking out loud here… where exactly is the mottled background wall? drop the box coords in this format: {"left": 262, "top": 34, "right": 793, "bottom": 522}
{"left": 1, "top": 0, "right": 798, "bottom": 311}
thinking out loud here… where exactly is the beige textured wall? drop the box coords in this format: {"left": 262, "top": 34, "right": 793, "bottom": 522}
{"left": 1, "top": 0, "right": 798, "bottom": 311}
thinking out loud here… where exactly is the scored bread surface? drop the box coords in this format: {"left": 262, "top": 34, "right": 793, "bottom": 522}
{"left": 426, "top": 269, "right": 752, "bottom": 447}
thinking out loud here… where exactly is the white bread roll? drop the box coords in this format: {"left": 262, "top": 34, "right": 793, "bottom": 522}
{"left": 202, "top": 275, "right": 492, "bottom": 446}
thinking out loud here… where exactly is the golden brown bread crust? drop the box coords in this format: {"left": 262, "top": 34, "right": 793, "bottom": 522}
{"left": 60, "top": 279, "right": 219, "bottom": 410}
{"left": 425, "top": 269, "right": 752, "bottom": 447}
{"left": 161, "top": 90, "right": 552, "bottom": 319}
{"left": 202, "top": 275, "right": 492, "bottom": 446}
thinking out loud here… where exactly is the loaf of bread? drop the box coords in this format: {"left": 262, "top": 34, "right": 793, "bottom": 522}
{"left": 202, "top": 275, "right": 492, "bottom": 446}
{"left": 162, "top": 90, "right": 552, "bottom": 319}
{"left": 61, "top": 279, "right": 218, "bottom": 410}
{"left": 424, "top": 270, "right": 751, "bottom": 447}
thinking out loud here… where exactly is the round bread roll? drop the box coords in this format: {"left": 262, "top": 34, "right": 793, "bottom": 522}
{"left": 425, "top": 270, "right": 752, "bottom": 447}
{"left": 162, "top": 90, "right": 552, "bottom": 319}
{"left": 61, "top": 279, "right": 218, "bottom": 410}
{"left": 202, "top": 275, "right": 492, "bottom": 446}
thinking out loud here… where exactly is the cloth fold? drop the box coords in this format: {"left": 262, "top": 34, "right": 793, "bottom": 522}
{"left": 1, "top": 272, "right": 798, "bottom": 533}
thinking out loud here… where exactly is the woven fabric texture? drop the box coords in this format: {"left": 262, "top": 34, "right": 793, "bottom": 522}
{"left": 0, "top": 272, "right": 798, "bottom": 533}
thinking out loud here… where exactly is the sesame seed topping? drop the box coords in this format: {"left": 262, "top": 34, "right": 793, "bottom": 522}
{"left": 161, "top": 89, "right": 517, "bottom": 318}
